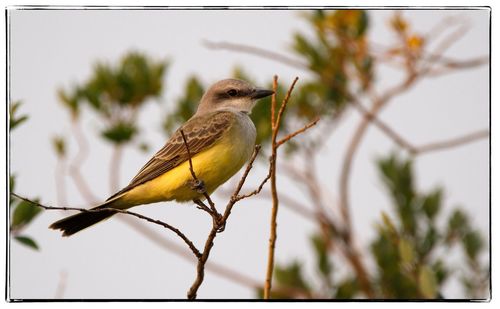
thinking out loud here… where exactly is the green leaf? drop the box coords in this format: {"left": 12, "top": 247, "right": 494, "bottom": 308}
{"left": 421, "top": 188, "right": 442, "bottom": 220}
{"left": 310, "top": 233, "right": 332, "bottom": 278}
{"left": 14, "top": 235, "right": 39, "bottom": 251}
{"left": 137, "top": 141, "right": 150, "bottom": 153}
{"left": 380, "top": 211, "right": 397, "bottom": 236}
{"left": 101, "top": 121, "right": 138, "bottom": 144}
{"left": 57, "top": 88, "right": 80, "bottom": 118}
{"left": 418, "top": 265, "right": 437, "bottom": 298}
{"left": 12, "top": 199, "right": 42, "bottom": 229}
{"left": 52, "top": 135, "right": 67, "bottom": 158}
{"left": 463, "top": 230, "right": 483, "bottom": 260}
{"left": 274, "top": 261, "right": 310, "bottom": 292}
{"left": 163, "top": 76, "right": 204, "bottom": 135}
{"left": 432, "top": 260, "right": 448, "bottom": 285}
{"left": 9, "top": 101, "right": 29, "bottom": 130}
{"left": 335, "top": 278, "right": 358, "bottom": 299}
{"left": 9, "top": 175, "right": 16, "bottom": 207}
{"left": 398, "top": 238, "right": 415, "bottom": 265}
{"left": 446, "top": 209, "right": 469, "bottom": 243}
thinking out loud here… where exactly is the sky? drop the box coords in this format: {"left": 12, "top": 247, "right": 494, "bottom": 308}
{"left": 7, "top": 8, "right": 489, "bottom": 299}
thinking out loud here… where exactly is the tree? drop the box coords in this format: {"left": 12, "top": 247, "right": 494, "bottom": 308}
{"left": 9, "top": 9, "right": 488, "bottom": 300}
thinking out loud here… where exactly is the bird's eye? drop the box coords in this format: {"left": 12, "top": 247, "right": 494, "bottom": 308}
{"left": 227, "top": 89, "right": 238, "bottom": 97}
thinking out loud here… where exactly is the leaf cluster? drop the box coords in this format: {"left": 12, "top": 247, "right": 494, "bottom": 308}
{"left": 10, "top": 175, "right": 41, "bottom": 251}
{"left": 260, "top": 153, "right": 487, "bottom": 299}
{"left": 58, "top": 52, "right": 167, "bottom": 145}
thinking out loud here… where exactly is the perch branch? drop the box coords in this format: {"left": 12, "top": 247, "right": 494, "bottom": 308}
{"left": 187, "top": 145, "right": 262, "bottom": 299}
{"left": 11, "top": 193, "right": 201, "bottom": 258}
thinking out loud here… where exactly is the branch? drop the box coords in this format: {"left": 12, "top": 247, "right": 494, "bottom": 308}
{"left": 350, "top": 98, "right": 418, "bottom": 153}
{"left": 264, "top": 75, "right": 316, "bottom": 299}
{"left": 203, "top": 40, "right": 308, "bottom": 70}
{"left": 11, "top": 193, "right": 201, "bottom": 258}
{"left": 68, "top": 120, "right": 99, "bottom": 203}
{"left": 276, "top": 117, "right": 320, "bottom": 148}
{"left": 187, "top": 145, "right": 262, "bottom": 299}
{"left": 263, "top": 76, "right": 280, "bottom": 299}
{"left": 351, "top": 98, "right": 488, "bottom": 156}
{"left": 413, "top": 129, "right": 489, "bottom": 155}
{"left": 179, "top": 129, "right": 218, "bottom": 215}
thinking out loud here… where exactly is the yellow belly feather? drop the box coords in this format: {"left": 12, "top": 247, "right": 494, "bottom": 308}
{"left": 115, "top": 121, "right": 254, "bottom": 208}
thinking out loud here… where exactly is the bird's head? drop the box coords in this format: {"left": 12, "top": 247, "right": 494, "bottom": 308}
{"left": 196, "top": 79, "right": 274, "bottom": 115}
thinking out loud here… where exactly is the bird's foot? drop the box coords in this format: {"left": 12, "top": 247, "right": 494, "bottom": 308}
{"left": 188, "top": 179, "right": 207, "bottom": 194}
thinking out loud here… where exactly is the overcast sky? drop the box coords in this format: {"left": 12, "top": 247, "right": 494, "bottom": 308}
{"left": 8, "top": 8, "right": 489, "bottom": 299}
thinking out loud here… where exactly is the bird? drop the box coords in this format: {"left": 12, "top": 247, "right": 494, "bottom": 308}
{"left": 50, "top": 78, "right": 274, "bottom": 236}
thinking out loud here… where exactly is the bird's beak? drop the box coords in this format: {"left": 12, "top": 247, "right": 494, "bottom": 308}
{"left": 251, "top": 88, "right": 274, "bottom": 100}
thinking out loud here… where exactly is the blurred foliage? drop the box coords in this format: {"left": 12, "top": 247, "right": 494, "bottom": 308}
{"left": 161, "top": 11, "right": 373, "bottom": 154}
{"left": 293, "top": 11, "right": 373, "bottom": 102}
{"left": 9, "top": 110, "right": 41, "bottom": 251}
{"left": 51, "top": 135, "right": 67, "bottom": 159}
{"left": 261, "top": 153, "right": 488, "bottom": 299}
{"left": 9, "top": 101, "right": 29, "bottom": 130}
{"left": 58, "top": 51, "right": 167, "bottom": 145}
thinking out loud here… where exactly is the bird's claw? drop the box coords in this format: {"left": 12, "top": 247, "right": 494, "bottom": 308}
{"left": 188, "top": 179, "right": 206, "bottom": 194}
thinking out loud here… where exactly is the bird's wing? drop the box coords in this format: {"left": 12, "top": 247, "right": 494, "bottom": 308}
{"left": 106, "top": 111, "right": 236, "bottom": 201}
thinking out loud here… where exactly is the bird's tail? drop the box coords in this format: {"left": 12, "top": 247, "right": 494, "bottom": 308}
{"left": 49, "top": 199, "right": 120, "bottom": 237}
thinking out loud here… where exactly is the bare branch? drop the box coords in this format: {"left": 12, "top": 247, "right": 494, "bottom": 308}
{"left": 350, "top": 98, "right": 417, "bottom": 153}
{"left": 414, "top": 129, "right": 489, "bottom": 155}
{"left": 264, "top": 76, "right": 315, "bottom": 299}
{"left": 203, "top": 40, "right": 308, "bottom": 70}
{"left": 351, "top": 97, "right": 488, "bottom": 156}
{"left": 187, "top": 145, "right": 263, "bottom": 299}
{"left": 233, "top": 168, "right": 271, "bottom": 202}
{"left": 274, "top": 77, "right": 299, "bottom": 132}
{"left": 11, "top": 193, "right": 201, "bottom": 258}
{"left": 179, "top": 129, "right": 217, "bottom": 215}
{"left": 276, "top": 117, "right": 320, "bottom": 147}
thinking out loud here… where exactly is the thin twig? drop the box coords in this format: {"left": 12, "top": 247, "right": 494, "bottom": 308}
{"left": 414, "top": 129, "right": 489, "bottom": 155}
{"left": 263, "top": 76, "right": 279, "bottom": 299}
{"left": 233, "top": 168, "right": 271, "bottom": 202}
{"left": 276, "top": 117, "right": 320, "bottom": 148}
{"left": 274, "top": 77, "right": 299, "bottom": 133}
{"left": 351, "top": 98, "right": 488, "bottom": 156}
{"left": 180, "top": 129, "right": 217, "bottom": 215}
{"left": 264, "top": 76, "right": 303, "bottom": 299}
{"left": 11, "top": 193, "right": 201, "bottom": 258}
{"left": 350, "top": 98, "right": 417, "bottom": 153}
{"left": 203, "top": 40, "right": 308, "bottom": 70}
